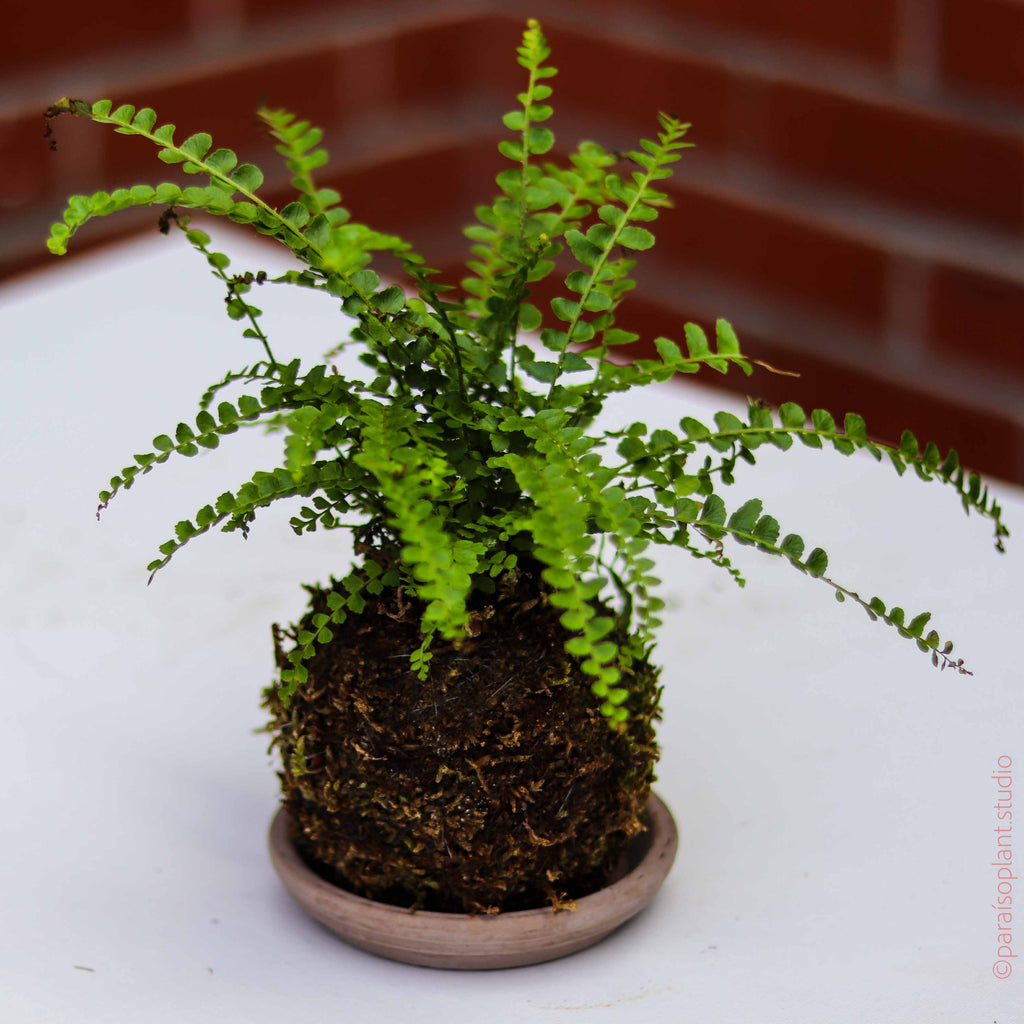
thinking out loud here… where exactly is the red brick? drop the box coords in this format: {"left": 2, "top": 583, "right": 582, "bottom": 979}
{"left": 0, "top": 0, "right": 190, "bottom": 80}
{"left": 546, "top": 28, "right": 736, "bottom": 151}
{"left": 42, "top": 112, "right": 106, "bottom": 199}
{"left": 653, "top": 183, "right": 888, "bottom": 334}
{"left": 0, "top": 115, "right": 48, "bottom": 212}
{"left": 637, "top": 0, "right": 897, "bottom": 67}
{"left": 9, "top": 109, "right": 109, "bottom": 230}
{"left": 927, "top": 263, "right": 1024, "bottom": 378}
{"left": 242, "top": 0, "right": 362, "bottom": 21}
{"left": 394, "top": 18, "right": 474, "bottom": 111}
{"left": 758, "top": 80, "right": 1024, "bottom": 234}
{"left": 336, "top": 34, "right": 397, "bottom": 124}
{"left": 478, "top": 22, "right": 1024, "bottom": 237}
{"left": 466, "top": 14, "right": 532, "bottom": 104}
{"left": 940, "top": 0, "right": 1024, "bottom": 106}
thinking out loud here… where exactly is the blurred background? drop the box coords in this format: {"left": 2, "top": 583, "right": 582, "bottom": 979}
{"left": 3, "top": 0, "right": 1022, "bottom": 481}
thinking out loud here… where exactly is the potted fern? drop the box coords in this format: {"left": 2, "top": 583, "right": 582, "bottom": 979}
{"left": 44, "top": 20, "right": 1007, "bottom": 969}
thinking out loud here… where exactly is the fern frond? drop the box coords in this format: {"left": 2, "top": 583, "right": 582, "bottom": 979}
{"left": 45, "top": 21, "right": 1005, "bottom": 726}
{"left": 145, "top": 464, "right": 318, "bottom": 580}
{"left": 498, "top": 411, "right": 665, "bottom": 650}
{"left": 257, "top": 106, "right": 343, "bottom": 219}
{"left": 674, "top": 494, "right": 970, "bottom": 672}
{"left": 177, "top": 224, "right": 280, "bottom": 364}
{"left": 289, "top": 494, "right": 355, "bottom": 535}
{"left": 543, "top": 112, "right": 692, "bottom": 393}
{"left": 98, "top": 394, "right": 273, "bottom": 513}
{"left": 198, "top": 363, "right": 277, "bottom": 410}
{"left": 353, "top": 401, "right": 479, "bottom": 640}
{"left": 583, "top": 319, "right": 757, "bottom": 399}
{"left": 459, "top": 20, "right": 561, "bottom": 377}
{"left": 275, "top": 565, "right": 394, "bottom": 703}
{"left": 45, "top": 99, "right": 412, "bottom": 287}
{"left": 501, "top": 450, "right": 635, "bottom": 719}
{"left": 680, "top": 402, "right": 1010, "bottom": 551}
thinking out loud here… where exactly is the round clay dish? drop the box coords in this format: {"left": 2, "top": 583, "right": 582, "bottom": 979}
{"left": 267, "top": 793, "right": 678, "bottom": 970}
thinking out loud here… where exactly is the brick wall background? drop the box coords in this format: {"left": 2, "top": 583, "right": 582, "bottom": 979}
{"left": 3, "top": 0, "right": 1022, "bottom": 481}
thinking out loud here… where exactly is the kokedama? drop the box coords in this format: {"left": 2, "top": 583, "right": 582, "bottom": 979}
{"left": 44, "top": 19, "right": 1007, "bottom": 947}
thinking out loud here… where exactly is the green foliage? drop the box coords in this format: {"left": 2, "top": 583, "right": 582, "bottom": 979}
{"left": 46, "top": 20, "right": 1006, "bottom": 721}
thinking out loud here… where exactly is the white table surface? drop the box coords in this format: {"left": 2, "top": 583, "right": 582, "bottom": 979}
{"left": 3, "top": 228, "right": 1022, "bottom": 1023}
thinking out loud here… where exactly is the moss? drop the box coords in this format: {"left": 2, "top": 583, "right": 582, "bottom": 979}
{"left": 263, "top": 563, "right": 662, "bottom": 914}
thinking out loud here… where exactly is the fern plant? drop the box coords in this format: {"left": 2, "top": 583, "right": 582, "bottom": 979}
{"left": 46, "top": 20, "right": 1007, "bottom": 730}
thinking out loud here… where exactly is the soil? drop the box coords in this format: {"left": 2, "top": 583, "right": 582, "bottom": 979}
{"left": 263, "top": 561, "right": 662, "bottom": 914}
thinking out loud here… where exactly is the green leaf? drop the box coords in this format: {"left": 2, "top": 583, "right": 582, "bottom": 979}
{"left": 701, "top": 494, "right": 726, "bottom": 526}
{"left": 811, "top": 408, "right": 836, "bottom": 433}
{"left": 521, "top": 360, "right": 559, "bottom": 383}
{"left": 604, "top": 328, "right": 638, "bottom": 346}
{"left": 804, "top": 547, "right": 828, "bottom": 577}
{"left": 281, "top": 202, "right": 310, "bottom": 229}
{"left": 539, "top": 328, "right": 567, "bottom": 351}
{"left": 779, "top": 403, "right": 805, "bottom": 429}
{"left": 351, "top": 268, "right": 380, "bottom": 293}
{"left": 753, "top": 515, "right": 780, "bottom": 546}
{"left": 843, "top": 412, "right": 867, "bottom": 443}
{"left": 519, "top": 303, "right": 542, "bottom": 331}
{"left": 614, "top": 227, "right": 655, "bottom": 250}
{"left": 180, "top": 133, "right": 212, "bottom": 161}
{"left": 715, "top": 319, "right": 740, "bottom": 355}
{"left": 551, "top": 297, "right": 581, "bottom": 322}
{"left": 238, "top": 395, "right": 261, "bottom": 417}
{"left": 565, "top": 229, "right": 602, "bottom": 267}
{"left": 132, "top": 108, "right": 157, "bottom": 132}
{"left": 645, "top": 338, "right": 677, "bottom": 366}
{"left": 684, "top": 323, "right": 710, "bottom": 359}
{"left": 206, "top": 148, "right": 237, "bottom": 174}
{"left": 565, "top": 270, "right": 590, "bottom": 293}
{"left": 781, "top": 534, "right": 805, "bottom": 560}
{"left": 907, "top": 612, "right": 931, "bottom": 637}
{"left": 728, "top": 498, "right": 762, "bottom": 534}
{"left": 498, "top": 139, "right": 524, "bottom": 161}
{"left": 231, "top": 164, "right": 264, "bottom": 192}
{"left": 526, "top": 126, "right": 555, "bottom": 154}
{"left": 374, "top": 285, "right": 405, "bottom": 313}
{"left": 714, "top": 411, "right": 744, "bottom": 433}
{"left": 900, "top": 430, "right": 919, "bottom": 460}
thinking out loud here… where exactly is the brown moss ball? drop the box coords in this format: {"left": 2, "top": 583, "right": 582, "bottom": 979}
{"left": 264, "top": 566, "right": 662, "bottom": 913}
